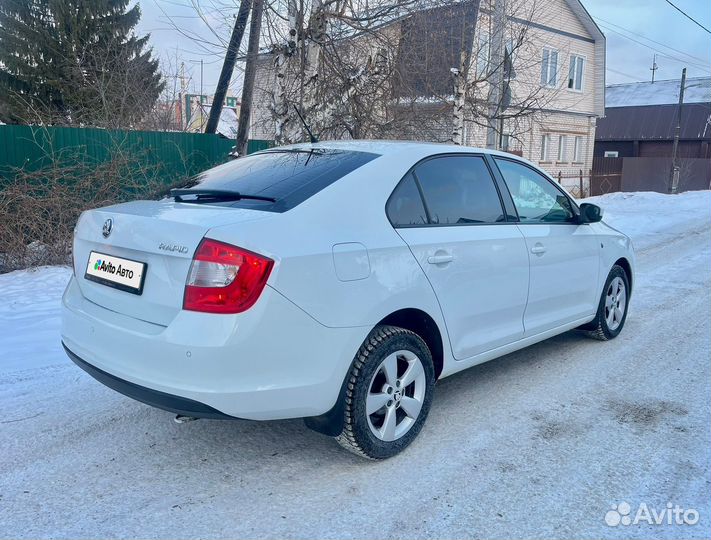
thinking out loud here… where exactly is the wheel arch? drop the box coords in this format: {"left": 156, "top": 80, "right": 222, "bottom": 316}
{"left": 375, "top": 308, "right": 445, "bottom": 381}
{"left": 304, "top": 307, "right": 446, "bottom": 437}
{"left": 613, "top": 257, "right": 633, "bottom": 293}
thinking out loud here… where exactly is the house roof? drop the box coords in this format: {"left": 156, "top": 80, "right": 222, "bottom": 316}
{"left": 595, "top": 103, "right": 711, "bottom": 141}
{"left": 606, "top": 77, "right": 711, "bottom": 108}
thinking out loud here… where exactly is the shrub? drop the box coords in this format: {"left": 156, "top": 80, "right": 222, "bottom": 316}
{"left": 0, "top": 154, "right": 184, "bottom": 272}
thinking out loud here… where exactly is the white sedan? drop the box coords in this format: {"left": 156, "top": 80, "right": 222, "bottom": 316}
{"left": 62, "top": 141, "right": 634, "bottom": 459}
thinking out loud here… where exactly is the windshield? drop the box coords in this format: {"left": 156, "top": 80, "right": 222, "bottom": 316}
{"left": 169, "top": 148, "right": 380, "bottom": 212}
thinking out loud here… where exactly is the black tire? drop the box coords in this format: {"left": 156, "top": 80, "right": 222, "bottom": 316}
{"left": 335, "top": 325, "right": 435, "bottom": 460}
{"left": 579, "top": 265, "right": 630, "bottom": 341}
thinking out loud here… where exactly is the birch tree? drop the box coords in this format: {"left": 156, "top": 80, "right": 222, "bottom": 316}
{"left": 162, "top": 0, "right": 580, "bottom": 148}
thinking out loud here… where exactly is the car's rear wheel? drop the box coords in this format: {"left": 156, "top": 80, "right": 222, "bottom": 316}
{"left": 335, "top": 325, "right": 435, "bottom": 459}
{"left": 580, "top": 265, "right": 630, "bottom": 340}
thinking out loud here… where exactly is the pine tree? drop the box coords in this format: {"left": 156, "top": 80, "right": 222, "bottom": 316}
{"left": 0, "top": 0, "right": 163, "bottom": 127}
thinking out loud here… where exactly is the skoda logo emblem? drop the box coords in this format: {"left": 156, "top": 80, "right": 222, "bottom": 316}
{"left": 102, "top": 218, "right": 113, "bottom": 238}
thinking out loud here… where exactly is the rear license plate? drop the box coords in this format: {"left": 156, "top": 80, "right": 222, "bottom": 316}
{"left": 85, "top": 251, "right": 147, "bottom": 295}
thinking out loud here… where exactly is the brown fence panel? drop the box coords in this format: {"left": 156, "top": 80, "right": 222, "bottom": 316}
{"left": 620, "top": 157, "right": 710, "bottom": 193}
{"left": 621, "top": 157, "right": 672, "bottom": 193}
{"left": 590, "top": 156, "right": 623, "bottom": 195}
{"left": 678, "top": 158, "right": 711, "bottom": 192}
{"left": 591, "top": 157, "right": 710, "bottom": 195}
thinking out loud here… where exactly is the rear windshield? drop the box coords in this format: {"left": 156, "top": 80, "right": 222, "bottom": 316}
{"left": 170, "top": 148, "right": 379, "bottom": 212}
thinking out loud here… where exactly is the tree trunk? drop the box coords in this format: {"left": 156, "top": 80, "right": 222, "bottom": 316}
{"left": 235, "top": 0, "right": 265, "bottom": 155}
{"left": 205, "top": 0, "right": 252, "bottom": 134}
{"left": 452, "top": 49, "right": 468, "bottom": 145}
{"left": 301, "top": 0, "right": 326, "bottom": 124}
{"left": 274, "top": 0, "right": 298, "bottom": 145}
{"left": 485, "top": 0, "right": 506, "bottom": 149}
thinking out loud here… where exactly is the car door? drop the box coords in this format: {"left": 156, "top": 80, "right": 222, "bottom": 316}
{"left": 493, "top": 157, "right": 600, "bottom": 336}
{"left": 389, "top": 154, "right": 530, "bottom": 360}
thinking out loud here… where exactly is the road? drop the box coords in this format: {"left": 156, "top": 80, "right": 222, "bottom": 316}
{"left": 1, "top": 192, "right": 709, "bottom": 539}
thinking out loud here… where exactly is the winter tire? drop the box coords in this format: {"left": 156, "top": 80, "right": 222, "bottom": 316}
{"left": 580, "top": 264, "right": 630, "bottom": 341}
{"left": 335, "top": 325, "right": 435, "bottom": 459}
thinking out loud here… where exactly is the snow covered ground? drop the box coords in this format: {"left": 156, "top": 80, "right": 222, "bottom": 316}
{"left": 1, "top": 190, "right": 710, "bottom": 539}
{"left": 585, "top": 190, "right": 711, "bottom": 251}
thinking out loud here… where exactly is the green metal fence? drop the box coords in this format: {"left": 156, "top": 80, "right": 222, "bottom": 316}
{"left": 247, "top": 138, "right": 275, "bottom": 154}
{"left": 0, "top": 125, "right": 275, "bottom": 187}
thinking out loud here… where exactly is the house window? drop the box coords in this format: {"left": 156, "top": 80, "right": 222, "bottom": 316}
{"left": 476, "top": 33, "right": 490, "bottom": 77}
{"left": 504, "top": 39, "right": 516, "bottom": 80}
{"left": 568, "top": 54, "right": 584, "bottom": 91}
{"left": 557, "top": 135, "right": 567, "bottom": 162}
{"left": 604, "top": 151, "right": 619, "bottom": 158}
{"left": 541, "top": 48, "right": 558, "bottom": 87}
{"left": 574, "top": 136, "right": 584, "bottom": 162}
{"left": 501, "top": 133, "right": 511, "bottom": 151}
{"left": 540, "top": 134, "right": 551, "bottom": 161}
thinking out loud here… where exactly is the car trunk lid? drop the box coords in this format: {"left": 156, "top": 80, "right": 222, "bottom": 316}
{"left": 73, "top": 200, "right": 272, "bottom": 326}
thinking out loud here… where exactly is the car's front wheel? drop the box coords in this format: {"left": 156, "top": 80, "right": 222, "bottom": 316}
{"left": 335, "top": 325, "right": 435, "bottom": 459}
{"left": 580, "top": 264, "right": 630, "bottom": 340}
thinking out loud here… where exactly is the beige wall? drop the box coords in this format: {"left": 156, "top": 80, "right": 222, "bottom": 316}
{"left": 474, "top": 1, "right": 598, "bottom": 116}
{"left": 467, "top": 0, "right": 600, "bottom": 194}
{"left": 250, "top": 56, "right": 277, "bottom": 141}
{"left": 534, "top": 0, "right": 592, "bottom": 37}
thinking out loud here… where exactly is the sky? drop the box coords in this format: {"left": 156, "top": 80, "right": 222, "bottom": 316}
{"left": 136, "top": 0, "right": 711, "bottom": 96}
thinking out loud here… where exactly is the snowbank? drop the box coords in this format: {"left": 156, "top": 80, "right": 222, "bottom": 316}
{"left": 583, "top": 190, "right": 711, "bottom": 251}
{"left": 0, "top": 266, "right": 71, "bottom": 372}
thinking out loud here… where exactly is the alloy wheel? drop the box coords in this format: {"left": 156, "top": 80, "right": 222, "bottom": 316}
{"left": 366, "top": 350, "right": 426, "bottom": 441}
{"left": 605, "top": 276, "right": 627, "bottom": 331}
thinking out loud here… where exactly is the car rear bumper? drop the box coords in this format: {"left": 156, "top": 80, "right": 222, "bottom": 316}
{"left": 63, "top": 343, "right": 233, "bottom": 419}
{"left": 61, "top": 276, "right": 366, "bottom": 420}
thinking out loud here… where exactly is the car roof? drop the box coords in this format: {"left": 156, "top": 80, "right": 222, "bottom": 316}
{"left": 281, "top": 139, "right": 512, "bottom": 159}
{"left": 265, "top": 140, "right": 547, "bottom": 180}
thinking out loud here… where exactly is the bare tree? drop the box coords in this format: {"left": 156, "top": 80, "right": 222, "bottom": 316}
{"left": 235, "top": 0, "right": 266, "bottom": 154}
{"left": 139, "top": 53, "right": 192, "bottom": 132}
{"left": 205, "top": 0, "right": 252, "bottom": 134}
{"left": 160, "top": 0, "right": 584, "bottom": 148}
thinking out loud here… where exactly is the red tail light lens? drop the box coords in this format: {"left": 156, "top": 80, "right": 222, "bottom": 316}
{"left": 183, "top": 238, "right": 274, "bottom": 314}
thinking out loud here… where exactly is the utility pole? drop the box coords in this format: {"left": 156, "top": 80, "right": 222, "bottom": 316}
{"left": 650, "top": 54, "right": 658, "bottom": 83}
{"left": 486, "top": 0, "right": 506, "bottom": 149}
{"left": 669, "top": 67, "right": 686, "bottom": 194}
{"left": 235, "top": 0, "right": 265, "bottom": 156}
{"left": 205, "top": 0, "right": 253, "bottom": 134}
{"left": 189, "top": 59, "right": 205, "bottom": 130}
{"left": 200, "top": 59, "right": 204, "bottom": 130}
{"left": 179, "top": 61, "right": 188, "bottom": 128}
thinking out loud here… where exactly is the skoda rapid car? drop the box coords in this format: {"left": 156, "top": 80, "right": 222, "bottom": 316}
{"left": 62, "top": 141, "right": 634, "bottom": 459}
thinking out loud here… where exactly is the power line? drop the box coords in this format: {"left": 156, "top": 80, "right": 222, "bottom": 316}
{"left": 606, "top": 66, "right": 645, "bottom": 82}
{"left": 598, "top": 23, "right": 710, "bottom": 71}
{"left": 663, "top": 0, "right": 711, "bottom": 34}
{"left": 595, "top": 16, "right": 709, "bottom": 66}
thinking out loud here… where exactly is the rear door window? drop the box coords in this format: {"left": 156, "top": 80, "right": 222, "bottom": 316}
{"left": 413, "top": 155, "right": 506, "bottom": 225}
{"left": 171, "top": 149, "right": 379, "bottom": 212}
{"left": 386, "top": 173, "right": 429, "bottom": 226}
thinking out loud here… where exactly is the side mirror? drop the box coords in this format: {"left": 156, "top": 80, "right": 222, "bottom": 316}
{"left": 579, "top": 202, "right": 603, "bottom": 223}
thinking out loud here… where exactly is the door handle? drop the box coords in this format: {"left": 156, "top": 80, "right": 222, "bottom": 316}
{"left": 427, "top": 253, "right": 454, "bottom": 265}
{"left": 530, "top": 243, "right": 546, "bottom": 255}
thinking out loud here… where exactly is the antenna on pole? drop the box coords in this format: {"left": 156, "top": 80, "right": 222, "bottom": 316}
{"left": 650, "top": 54, "right": 658, "bottom": 83}
{"left": 293, "top": 105, "right": 318, "bottom": 143}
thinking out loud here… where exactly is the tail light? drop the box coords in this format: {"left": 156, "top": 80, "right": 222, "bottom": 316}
{"left": 183, "top": 238, "right": 274, "bottom": 314}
